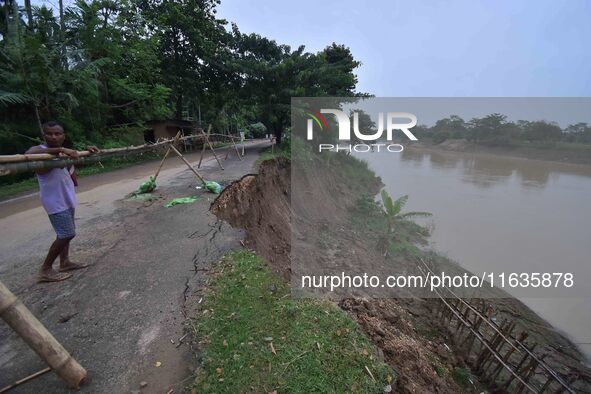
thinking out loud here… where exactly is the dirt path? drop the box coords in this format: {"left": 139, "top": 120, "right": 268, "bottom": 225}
{"left": 0, "top": 140, "right": 268, "bottom": 393}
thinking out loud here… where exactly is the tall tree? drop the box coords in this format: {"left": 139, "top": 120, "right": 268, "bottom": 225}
{"left": 137, "top": 0, "right": 228, "bottom": 120}
{"left": 23, "top": 0, "right": 33, "bottom": 30}
{"left": 232, "top": 28, "right": 362, "bottom": 143}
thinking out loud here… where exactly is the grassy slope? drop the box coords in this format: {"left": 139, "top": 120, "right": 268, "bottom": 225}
{"left": 192, "top": 251, "right": 394, "bottom": 393}
{"left": 257, "top": 144, "right": 290, "bottom": 165}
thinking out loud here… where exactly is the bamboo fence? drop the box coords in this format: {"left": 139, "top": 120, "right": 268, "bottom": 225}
{"left": 415, "top": 258, "right": 588, "bottom": 393}
{"left": 0, "top": 133, "right": 243, "bottom": 176}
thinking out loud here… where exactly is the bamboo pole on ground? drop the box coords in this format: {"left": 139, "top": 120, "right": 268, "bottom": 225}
{"left": 169, "top": 145, "right": 206, "bottom": 184}
{"left": 0, "top": 281, "right": 87, "bottom": 389}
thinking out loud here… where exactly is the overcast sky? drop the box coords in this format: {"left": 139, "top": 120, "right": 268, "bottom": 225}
{"left": 217, "top": 0, "right": 591, "bottom": 97}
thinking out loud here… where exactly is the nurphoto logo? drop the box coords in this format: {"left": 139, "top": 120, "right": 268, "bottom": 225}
{"left": 306, "top": 109, "right": 419, "bottom": 153}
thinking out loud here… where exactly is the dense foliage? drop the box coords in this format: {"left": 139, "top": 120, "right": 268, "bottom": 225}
{"left": 0, "top": 0, "right": 362, "bottom": 158}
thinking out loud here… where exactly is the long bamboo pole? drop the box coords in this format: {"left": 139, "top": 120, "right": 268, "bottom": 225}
{"left": 0, "top": 281, "right": 87, "bottom": 389}
{"left": 0, "top": 153, "right": 118, "bottom": 177}
{"left": 0, "top": 134, "right": 207, "bottom": 164}
{"left": 0, "top": 133, "right": 246, "bottom": 176}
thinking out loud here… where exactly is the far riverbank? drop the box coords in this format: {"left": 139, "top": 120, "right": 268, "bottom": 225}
{"left": 412, "top": 139, "right": 591, "bottom": 166}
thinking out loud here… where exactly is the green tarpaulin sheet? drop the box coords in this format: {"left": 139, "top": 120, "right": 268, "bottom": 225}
{"left": 164, "top": 196, "right": 199, "bottom": 208}
{"left": 204, "top": 180, "right": 221, "bottom": 194}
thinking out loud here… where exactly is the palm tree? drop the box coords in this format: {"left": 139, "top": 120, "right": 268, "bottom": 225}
{"left": 377, "top": 190, "right": 431, "bottom": 256}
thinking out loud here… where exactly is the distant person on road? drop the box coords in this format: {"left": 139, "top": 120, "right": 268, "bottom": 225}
{"left": 25, "top": 121, "right": 99, "bottom": 283}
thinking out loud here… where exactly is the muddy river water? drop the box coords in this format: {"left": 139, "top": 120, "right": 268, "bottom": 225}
{"left": 358, "top": 147, "right": 591, "bottom": 360}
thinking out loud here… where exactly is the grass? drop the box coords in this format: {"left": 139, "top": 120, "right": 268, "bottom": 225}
{"left": 192, "top": 250, "right": 394, "bottom": 393}
{"left": 451, "top": 367, "right": 472, "bottom": 386}
{"left": 0, "top": 177, "right": 39, "bottom": 199}
{"left": 258, "top": 145, "right": 290, "bottom": 164}
{"left": 435, "top": 366, "right": 446, "bottom": 377}
{"left": 350, "top": 195, "right": 429, "bottom": 259}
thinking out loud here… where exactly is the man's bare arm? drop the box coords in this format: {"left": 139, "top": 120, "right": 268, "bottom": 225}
{"left": 26, "top": 146, "right": 61, "bottom": 155}
{"left": 25, "top": 147, "right": 81, "bottom": 174}
{"left": 25, "top": 146, "right": 80, "bottom": 157}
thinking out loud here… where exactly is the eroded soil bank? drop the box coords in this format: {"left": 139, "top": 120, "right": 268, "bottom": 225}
{"left": 212, "top": 156, "right": 591, "bottom": 393}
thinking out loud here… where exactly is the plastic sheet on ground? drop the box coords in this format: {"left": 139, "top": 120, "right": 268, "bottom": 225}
{"left": 130, "top": 176, "right": 157, "bottom": 197}
{"left": 164, "top": 196, "right": 199, "bottom": 208}
{"left": 205, "top": 181, "right": 221, "bottom": 194}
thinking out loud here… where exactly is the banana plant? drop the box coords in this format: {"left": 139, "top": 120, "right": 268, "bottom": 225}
{"left": 377, "top": 190, "right": 432, "bottom": 256}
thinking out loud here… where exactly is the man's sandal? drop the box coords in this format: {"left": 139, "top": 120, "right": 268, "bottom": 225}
{"left": 38, "top": 272, "right": 73, "bottom": 283}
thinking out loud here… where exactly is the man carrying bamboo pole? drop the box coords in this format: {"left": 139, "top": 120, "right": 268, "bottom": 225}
{"left": 25, "top": 121, "right": 99, "bottom": 283}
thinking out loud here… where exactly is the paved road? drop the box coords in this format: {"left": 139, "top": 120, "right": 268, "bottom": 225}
{"left": 0, "top": 140, "right": 267, "bottom": 393}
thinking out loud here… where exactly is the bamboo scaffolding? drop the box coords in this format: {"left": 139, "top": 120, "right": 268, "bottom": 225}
{"left": 501, "top": 344, "right": 537, "bottom": 390}
{"left": 415, "top": 259, "right": 579, "bottom": 394}
{"left": 489, "top": 331, "right": 529, "bottom": 382}
{"left": 0, "top": 281, "right": 87, "bottom": 389}
{"left": 481, "top": 322, "right": 516, "bottom": 374}
{"left": 417, "top": 274, "right": 539, "bottom": 394}
{"left": 416, "top": 258, "right": 577, "bottom": 394}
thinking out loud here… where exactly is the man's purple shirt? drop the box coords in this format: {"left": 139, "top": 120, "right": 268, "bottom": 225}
{"left": 36, "top": 144, "right": 77, "bottom": 215}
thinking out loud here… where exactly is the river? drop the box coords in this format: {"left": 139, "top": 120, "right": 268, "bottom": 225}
{"left": 358, "top": 147, "right": 591, "bottom": 360}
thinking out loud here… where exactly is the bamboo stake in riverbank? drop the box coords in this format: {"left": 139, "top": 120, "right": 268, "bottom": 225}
{"left": 417, "top": 258, "right": 580, "bottom": 393}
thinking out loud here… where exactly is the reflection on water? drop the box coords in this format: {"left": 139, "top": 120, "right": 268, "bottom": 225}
{"left": 400, "top": 148, "right": 426, "bottom": 167}
{"left": 360, "top": 147, "right": 591, "bottom": 358}
{"left": 402, "top": 149, "right": 567, "bottom": 189}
